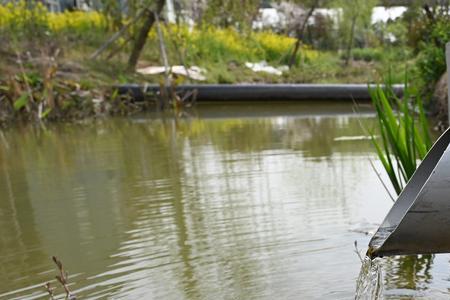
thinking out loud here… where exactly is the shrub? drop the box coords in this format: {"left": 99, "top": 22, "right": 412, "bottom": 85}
{"left": 0, "top": 2, "right": 107, "bottom": 45}
{"left": 49, "top": 11, "right": 107, "bottom": 37}
{"left": 340, "top": 48, "right": 383, "bottom": 62}
{"left": 0, "top": 1, "right": 50, "bottom": 41}
{"left": 152, "top": 25, "right": 319, "bottom": 65}
{"left": 416, "top": 20, "right": 450, "bottom": 86}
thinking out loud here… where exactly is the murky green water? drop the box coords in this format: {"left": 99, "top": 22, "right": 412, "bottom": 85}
{"left": 0, "top": 102, "right": 449, "bottom": 299}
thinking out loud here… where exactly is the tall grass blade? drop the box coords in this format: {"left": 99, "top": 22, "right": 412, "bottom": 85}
{"left": 369, "top": 76, "right": 433, "bottom": 196}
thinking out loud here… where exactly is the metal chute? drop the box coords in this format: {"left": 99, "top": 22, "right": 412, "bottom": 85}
{"left": 369, "top": 128, "right": 450, "bottom": 257}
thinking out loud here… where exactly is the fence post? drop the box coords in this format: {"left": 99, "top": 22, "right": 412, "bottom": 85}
{"left": 446, "top": 43, "right": 450, "bottom": 126}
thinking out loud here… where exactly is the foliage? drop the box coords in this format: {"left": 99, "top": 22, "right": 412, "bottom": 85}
{"left": 341, "top": 48, "right": 383, "bottom": 62}
{"left": 0, "top": 2, "right": 414, "bottom": 87}
{"left": 0, "top": 1, "right": 107, "bottom": 49}
{"left": 336, "top": 0, "right": 378, "bottom": 47}
{"left": 334, "top": 0, "right": 378, "bottom": 66}
{"left": 369, "top": 80, "right": 432, "bottom": 195}
{"left": 148, "top": 24, "right": 319, "bottom": 65}
{"left": 340, "top": 47, "right": 412, "bottom": 64}
{"left": 255, "top": 31, "right": 313, "bottom": 62}
{"left": 382, "top": 20, "right": 408, "bottom": 47}
{"left": 203, "top": 0, "right": 260, "bottom": 30}
{"left": 0, "top": 2, "right": 106, "bottom": 33}
{"left": 416, "top": 19, "right": 450, "bottom": 86}
{"left": 0, "top": 1, "right": 50, "bottom": 41}
{"left": 306, "top": 12, "right": 339, "bottom": 50}
{"left": 387, "top": 3, "right": 450, "bottom": 93}
{"left": 0, "top": 3, "right": 317, "bottom": 66}
{"left": 49, "top": 11, "right": 107, "bottom": 36}
{"left": 0, "top": 60, "right": 136, "bottom": 124}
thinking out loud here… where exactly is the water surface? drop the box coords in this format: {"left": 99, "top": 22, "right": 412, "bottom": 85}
{"left": 0, "top": 102, "right": 448, "bottom": 299}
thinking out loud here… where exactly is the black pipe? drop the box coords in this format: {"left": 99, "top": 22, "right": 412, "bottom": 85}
{"left": 116, "top": 84, "right": 404, "bottom": 102}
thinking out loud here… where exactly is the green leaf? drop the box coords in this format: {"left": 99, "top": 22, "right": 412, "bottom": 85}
{"left": 14, "top": 93, "right": 29, "bottom": 111}
{"left": 41, "top": 107, "right": 52, "bottom": 119}
{"left": 111, "top": 89, "right": 119, "bottom": 101}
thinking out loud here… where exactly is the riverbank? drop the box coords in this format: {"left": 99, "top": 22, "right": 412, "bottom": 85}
{"left": 0, "top": 5, "right": 412, "bottom": 85}
{"left": 0, "top": 5, "right": 413, "bottom": 125}
{"left": 0, "top": 72, "right": 404, "bottom": 126}
{"left": 0, "top": 46, "right": 409, "bottom": 125}
{"left": 0, "top": 41, "right": 408, "bottom": 124}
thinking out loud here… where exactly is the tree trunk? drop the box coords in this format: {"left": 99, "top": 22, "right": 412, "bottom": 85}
{"left": 345, "top": 14, "right": 357, "bottom": 66}
{"left": 289, "top": 38, "right": 302, "bottom": 68}
{"left": 127, "top": 0, "right": 165, "bottom": 71}
{"left": 423, "top": 4, "right": 435, "bottom": 23}
{"left": 288, "top": 1, "right": 318, "bottom": 68}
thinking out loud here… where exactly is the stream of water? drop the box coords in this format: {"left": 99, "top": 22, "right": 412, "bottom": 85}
{"left": 355, "top": 257, "right": 383, "bottom": 300}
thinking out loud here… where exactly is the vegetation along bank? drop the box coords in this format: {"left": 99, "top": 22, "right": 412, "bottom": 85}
{"left": 0, "top": 1, "right": 449, "bottom": 124}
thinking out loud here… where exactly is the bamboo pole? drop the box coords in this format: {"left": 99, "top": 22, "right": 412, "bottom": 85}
{"left": 154, "top": 12, "right": 171, "bottom": 108}
{"left": 163, "top": 19, "right": 192, "bottom": 83}
{"left": 154, "top": 13, "right": 170, "bottom": 82}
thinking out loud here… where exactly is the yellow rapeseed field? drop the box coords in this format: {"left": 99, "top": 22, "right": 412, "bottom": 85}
{"left": 0, "top": 2, "right": 318, "bottom": 63}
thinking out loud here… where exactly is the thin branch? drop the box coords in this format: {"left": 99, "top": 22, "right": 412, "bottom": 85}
{"left": 44, "top": 282, "right": 55, "bottom": 299}
{"left": 163, "top": 19, "right": 192, "bottom": 83}
{"left": 154, "top": 12, "right": 172, "bottom": 107}
{"left": 105, "top": 34, "right": 134, "bottom": 61}
{"left": 52, "top": 256, "right": 76, "bottom": 300}
{"left": 90, "top": 10, "right": 146, "bottom": 60}
{"left": 352, "top": 99, "right": 396, "bottom": 202}
{"left": 369, "top": 159, "right": 396, "bottom": 202}
{"left": 154, "top": 12, "right": 170, "bottom": 81}
{"left": 354, "top": 240, "right": 364, "bottom": 263}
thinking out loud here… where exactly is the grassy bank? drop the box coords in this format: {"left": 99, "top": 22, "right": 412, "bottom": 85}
{"left": 0, "top": 3, "right": 412, "bottom": 85}
{"left": 0, "top": 3, "right": 416, "bottom": 124}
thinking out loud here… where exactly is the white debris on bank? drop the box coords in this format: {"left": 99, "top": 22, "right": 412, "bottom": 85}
{"left": 136, "top": 65, "right": 207, "bottom": 81}
{"left": 334, "top": 135, "right": 374, "bottom": 142}
{"left": 245, "top": 61, "right": 288, "bottom": 76}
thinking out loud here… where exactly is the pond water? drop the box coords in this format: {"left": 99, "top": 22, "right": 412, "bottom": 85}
{"left": 0, "top": 102, "right": 449, "bottom": 299}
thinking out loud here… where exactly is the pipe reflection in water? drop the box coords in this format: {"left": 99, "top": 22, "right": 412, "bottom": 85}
{"left": 382, "top": 255, "right": 434, "bottom": 299}
{"left": 0, "top": 102, "right": 449, "bottom": 299}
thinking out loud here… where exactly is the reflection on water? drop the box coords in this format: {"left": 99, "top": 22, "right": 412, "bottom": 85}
{"left": 0, "top": 102, "right": 448, "bottom": 299}
{"left": 382, "top": 255, "right": 439, "bottom": 299}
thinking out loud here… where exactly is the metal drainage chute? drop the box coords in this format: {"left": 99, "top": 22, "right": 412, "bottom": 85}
{"left": 369, "top": 128, "right": 450, "bottom": 258}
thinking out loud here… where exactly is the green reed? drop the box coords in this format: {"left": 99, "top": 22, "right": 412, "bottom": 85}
{"left": 368, "top": 80, "right": 432, "bottom": 196}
